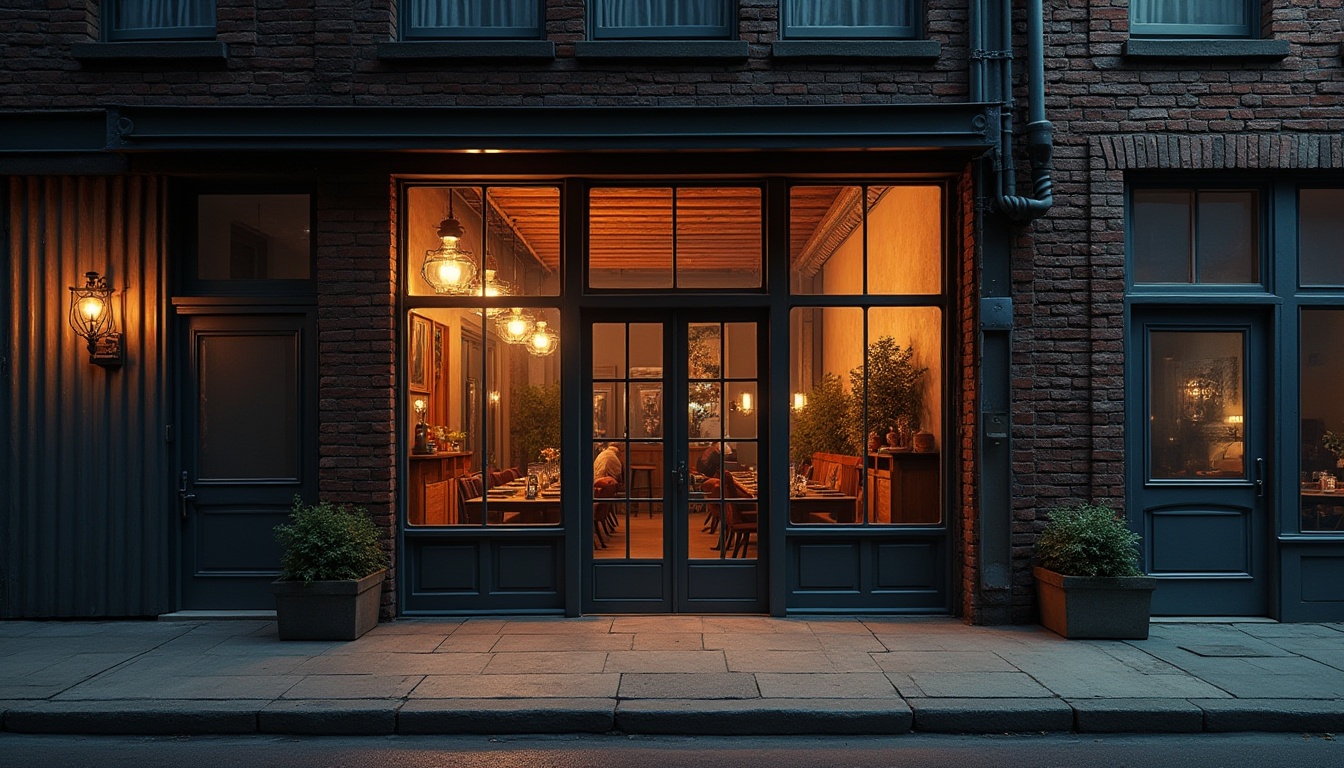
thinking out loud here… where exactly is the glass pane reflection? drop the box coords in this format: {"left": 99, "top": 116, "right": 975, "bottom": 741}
{"left": 1148, "top": 331, "right": 1246, "bottom": 480}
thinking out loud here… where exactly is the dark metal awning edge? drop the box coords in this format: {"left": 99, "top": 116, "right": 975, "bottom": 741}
{"left": 2, "top": 104, "right": 997, "bottom": 161}
{"left": 99, "top": 103, "right": 997, "bottom": 152}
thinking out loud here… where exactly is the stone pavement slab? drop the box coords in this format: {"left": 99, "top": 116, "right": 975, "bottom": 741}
{"left": 3, "top": 617, "right": 1344, "bottom": 736}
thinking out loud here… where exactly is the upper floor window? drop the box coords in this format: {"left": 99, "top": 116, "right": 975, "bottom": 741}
{"left": 405, "top": 0, "right": 543, "bottom": 39}
{"left": 1130, "top": 0, "right": 1253, "bottom": 38}
{"left": 1130, "top": 188, "right": 1261, "bottom": 285}
{"left": 592, "top": 0, "right": 734, "bottom": 40}
{"left": 783, "top": 1, "right": 916, "bottom": 39}
{"left": 109, "top": 0, "right": 215, "bottom": 41}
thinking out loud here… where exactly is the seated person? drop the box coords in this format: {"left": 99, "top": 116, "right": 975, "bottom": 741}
{"left": 593, "top": 442, "right": 623, "bottom": 486}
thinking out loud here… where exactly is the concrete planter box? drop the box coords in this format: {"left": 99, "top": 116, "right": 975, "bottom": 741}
{"left": 271, "top": 569, "right": 386, "bottom": 641}
{"left": 1034, "top": 566, "right": 1157, "bottom": 640}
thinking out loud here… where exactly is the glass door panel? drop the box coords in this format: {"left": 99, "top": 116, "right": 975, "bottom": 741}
{"left": 592, "top": 323, "right": 665, "bottom": 562}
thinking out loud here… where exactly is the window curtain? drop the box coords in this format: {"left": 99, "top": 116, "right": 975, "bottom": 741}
{"left": 411, "top": 0, "right": 538, "bottom": 29}
{"left": 785, "top": 0, "right": 912, "bottom": 29}
{"left": 1131, "top": 0, "right": 1246, "bottom": 26}
{"left": 597, "top": 0, "right": 728, "bottom": 29}
{"left": 115, "top": 0, "right": 213, "bottom": 31}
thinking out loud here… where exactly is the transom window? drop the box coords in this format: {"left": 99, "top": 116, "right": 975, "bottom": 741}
{"left": 1130, "top": 189, "right": 1260, "bottom": 286}
{"left": 108, "top": 0, "right": 215, "bottom": 41}
{"left": 592, "top": 0, "right": 734, "bottom": 40}
{"left": 783, "top": 1, "right": 917, "bottom": 39}
{"left": 1130, "top": 0, "right": 1253, "bottom": 38}
{"left": 404, "top": 0, "right": 543, "bottom": 39}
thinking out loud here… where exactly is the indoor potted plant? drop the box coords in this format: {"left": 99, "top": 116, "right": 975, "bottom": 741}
{"left": 1033, "top": 502, "right": 1157, "bottom": 640}
{"left": 271, "top": 497, "right": 389, "bottom": 641}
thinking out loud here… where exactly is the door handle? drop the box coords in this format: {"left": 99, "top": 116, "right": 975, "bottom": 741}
{"left": 1254, "top": 458, "right": 1265, "bottom": 499}
{"left": 178, "top": 470, "right": 197, "bottom": 519}
{"left": 675, "top": 461, "right": 689, "bottom": 492}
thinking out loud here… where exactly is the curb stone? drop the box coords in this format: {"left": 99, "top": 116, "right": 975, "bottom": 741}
{"left": 1, "top": 700, "right": 264, "bottom": 735}
{"left": 259, "top": 699, "right": 399, "bottom": 735}
{"left": 907, "top": 698, "right": 1074, "bottom": 733}
{"left": 397, "top": 698, "right": 616, "bottom": 734}
{"left": 615, "top": 698, "right": 913, "bottom": 735}
{"left": 1194, "top": 699, "right": 1344, "bottom": 733}
{"left": 1069, "top": 698, "right": 1205, "bottom": 733}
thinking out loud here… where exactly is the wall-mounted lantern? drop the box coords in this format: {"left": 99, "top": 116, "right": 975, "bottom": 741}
{"left": 68, "top": 271, "right": 123, "bottom": 367}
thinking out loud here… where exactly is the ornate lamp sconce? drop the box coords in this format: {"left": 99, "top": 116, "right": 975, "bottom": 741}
{"left": 68, "top": 271, "right": 123, "bottom": 367}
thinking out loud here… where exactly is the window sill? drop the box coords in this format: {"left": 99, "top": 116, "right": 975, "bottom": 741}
{"left": 377, "top": 41, "right": 556, "bottom": 61}
{"left": 771, "top": 40, "right": 940, "bottom": 61}
{"left": 71, "top": 41, "right": 228, "bottom": 63}
{"left": 1122, "top": 38, "right": 1289, "bottom": 60}
{"left": 573, "top": 40, "right": 750, "bottom": 60}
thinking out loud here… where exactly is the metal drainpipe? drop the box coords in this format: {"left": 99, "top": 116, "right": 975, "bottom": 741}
{"left": 998, "top": 0, "right": 1054, "bottom": 222}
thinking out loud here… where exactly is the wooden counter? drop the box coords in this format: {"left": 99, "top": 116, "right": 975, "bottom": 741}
{"left": 867, "top": 451, "right": 939, "bottom": 524}
{"left": 408, "top": 452, "right": 473, "bottom": 526}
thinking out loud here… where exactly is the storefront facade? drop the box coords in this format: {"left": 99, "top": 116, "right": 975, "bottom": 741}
{"left": 3, "top": 2, "right": 1342, "bottom": 623}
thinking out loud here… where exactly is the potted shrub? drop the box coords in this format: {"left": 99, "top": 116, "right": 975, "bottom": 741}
{"left": 848, "top": 336, "right": 927, "bottom": 450}
{"left": 271, "top": 497, "right": 389, "bottom": 641}
{"left": 1033, "top": 502, "right": 1157, "bottom": 640}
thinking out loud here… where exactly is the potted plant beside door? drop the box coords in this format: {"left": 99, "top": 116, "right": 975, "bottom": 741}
{"left": 1033, "top": 502, "right": 1157, "bottom": 640}
{"left": 271, "top": 497, "right": 389, "bottom": 641}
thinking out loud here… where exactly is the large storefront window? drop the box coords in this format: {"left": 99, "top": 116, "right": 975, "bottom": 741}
{"left": 787, "top": 184, "right": 943, "bottom": 526}
{"left": 405, "top": 185, "right": 562, "bottom": 527}
{"left": 1300, "top": 309, "right": 1344, "bottom": 532}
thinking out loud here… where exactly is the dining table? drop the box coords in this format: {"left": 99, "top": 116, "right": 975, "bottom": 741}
{"left": 464, "top": 480, "right": 562, "bottom": 524}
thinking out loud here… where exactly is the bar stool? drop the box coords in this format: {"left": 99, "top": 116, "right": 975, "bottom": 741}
{"left": 629, "top": 464, "right": 656, "bottom": 516}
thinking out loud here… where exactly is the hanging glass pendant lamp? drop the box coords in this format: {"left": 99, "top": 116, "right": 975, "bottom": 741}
{"left": 422, "top": 192, "right": 477, "bottom": 295}
{"left": 527, "top": 319, "right": 559, "bottom": 357}
{"left": 496, "top": 307, "right": 535, "bottom": 345}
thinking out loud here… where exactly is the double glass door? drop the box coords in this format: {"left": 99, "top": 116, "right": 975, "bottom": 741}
{"left": 586, "top": 312, "right": 768, "bottom": 613}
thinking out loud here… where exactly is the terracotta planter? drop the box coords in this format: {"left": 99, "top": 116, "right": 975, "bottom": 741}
{"left": 1033, "top": 566, "right": 1157, "bottom": 640}
{"left": 271, "top": 569, "right": 386, "bottom": 641}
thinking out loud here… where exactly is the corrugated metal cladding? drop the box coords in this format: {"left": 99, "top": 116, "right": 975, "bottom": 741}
{"left": 3, "top": 176, "right": 171, "bottom": 617}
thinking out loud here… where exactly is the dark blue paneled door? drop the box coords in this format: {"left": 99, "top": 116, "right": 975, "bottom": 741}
{"left": 178, "top": 310, "right": 317, "bottom": 610}
{"left": 1128, "top": 310, "right": 1269, "bottom": 615}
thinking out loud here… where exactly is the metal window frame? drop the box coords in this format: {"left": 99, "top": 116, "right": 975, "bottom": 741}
{"left": 1130, "top": 0, "right": 1256, "bottom": 39}
{"left": 590, "top": 0, "right": 736, "bottom": 40}
{"left": 1126, "top": 182, "right": 1270, "bottom": 294}
{"left": 401, "top": 0, "right": 547, "bottom": 40}
{"left": 781, "top": 0, "right": 919, "bottom": 40}
{"left": 106, "top": 0, "right": 217, "bottom": 42}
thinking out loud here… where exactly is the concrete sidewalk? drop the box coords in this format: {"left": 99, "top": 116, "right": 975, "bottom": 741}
{"left": 3, "top": 616, "right": 1343, "bottom": 736}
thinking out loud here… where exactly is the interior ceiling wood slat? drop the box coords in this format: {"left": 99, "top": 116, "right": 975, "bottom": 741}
{"left": 469, "top": 185, "right": 840, "bottom": 273}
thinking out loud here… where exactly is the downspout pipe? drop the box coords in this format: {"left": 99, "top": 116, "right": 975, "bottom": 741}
{"left": 998, "top": 0, "right": 1054, "bottom": 222}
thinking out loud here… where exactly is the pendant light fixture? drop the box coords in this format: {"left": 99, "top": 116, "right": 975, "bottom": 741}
{"left": 496, "top": 307, "right": 535, "bottom": 345}
{"left": 527, "top": 319, "right": 559, "bottom": 357}
{"left": 421, "top": 190, "right": 477, "bottom": 295}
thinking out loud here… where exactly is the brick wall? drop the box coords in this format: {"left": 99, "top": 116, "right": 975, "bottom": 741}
{"left": 0, "top": 1, "right": 970, "bottom": 107}
{"left": 315, "top": 173, "right": 399, "bottom": 617}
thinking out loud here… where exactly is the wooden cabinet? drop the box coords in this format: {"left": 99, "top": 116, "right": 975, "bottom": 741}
{"left": 408, "top": 452, "right": 472, "bottom": 525}
{"left": 866, "top": 452, "right": 940, "bottom": 524}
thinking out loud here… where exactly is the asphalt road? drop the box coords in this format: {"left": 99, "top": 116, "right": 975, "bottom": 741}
{"left": 0, "top": 732, "right": 1339, "bottom": 768}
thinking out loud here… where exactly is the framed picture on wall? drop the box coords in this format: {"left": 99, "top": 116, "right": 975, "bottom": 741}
{"left": 409, "top": 315, "right": 430, "bottom": 393}
{"left": 634, "top": 382, "right": 662, "bottom": 438}
{"left": 592, "top": 385, "right": 613, "bottom": 440}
